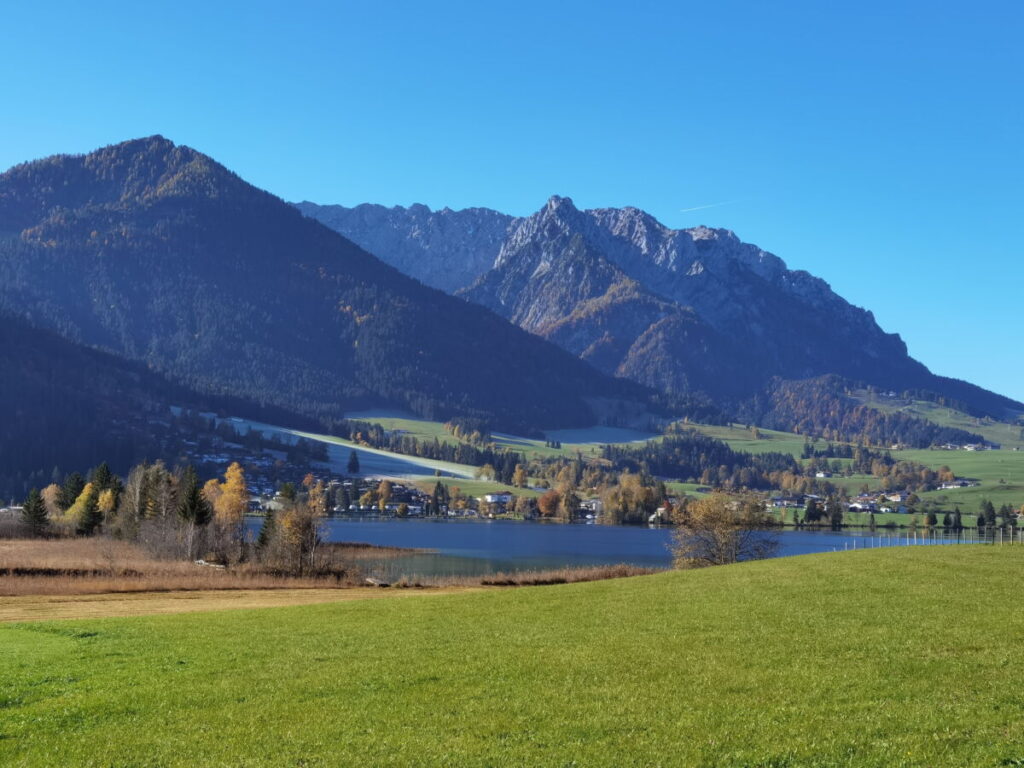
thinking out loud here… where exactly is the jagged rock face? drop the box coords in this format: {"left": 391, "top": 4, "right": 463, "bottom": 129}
{"left": 299, "top": 195, "right": 1018, "bottom": 415}
{"left": 294, "top": 202, "right": 515, "bottom": 293}
{"left": 580, "top": 203, "right": 914, "bottom": 380}
{"left": 496, "top": 196, "right": 919, "bottom": 386}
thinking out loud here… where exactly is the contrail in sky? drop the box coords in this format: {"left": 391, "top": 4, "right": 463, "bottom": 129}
{"left": 679, "top": 201, "right": 735, "bottom": 213}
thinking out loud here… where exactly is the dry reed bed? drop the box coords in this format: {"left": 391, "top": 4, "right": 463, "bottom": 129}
{"left": 0, "top": 539, "right": 364, "bottom": 595}
{"left": 0, "top": 538, "right": 659, "bottom": 597}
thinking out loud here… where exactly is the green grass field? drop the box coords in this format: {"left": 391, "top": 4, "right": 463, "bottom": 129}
{"left": 241, "top": 408, "right": 1024, "bottom": 508}
{"left": 684, "top": 422, "right": 811, "bottom": 457}
{"left": 347, "top": 409, "right": 656, "bottom": 461}
{"left": 894, "top": 448, "right": 1024, "bottom": 510}
{"left": 4, "top": 547, "right": 1024, "bottom": 766}
{"left": 855, "top": 391, "right": 1024, "bottom": 450}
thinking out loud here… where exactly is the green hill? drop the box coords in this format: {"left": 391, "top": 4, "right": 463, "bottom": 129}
{"left": 855, "top": 389, "right": 1024, "bottom": 450}
{"left": 3, "top": 547, "right": 1024, "bottom": 766}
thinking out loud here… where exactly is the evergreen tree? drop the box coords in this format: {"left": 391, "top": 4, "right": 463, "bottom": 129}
{"left": 827, "top": 497, "right": 844, "bottom": 530}
{"left": 347, "top": 450, "right": 360, "bottom": 475}
{"left": 60, "top": 472, "right": 86, "bottom": 511}
{"left": 335, "top": 485, "right": 351, "bottom": 513}
{"left": 177, "top": 466, "right": 212, "bottom": 528}
{"left": 177, "top": 466, "right": 212, "bottom": 558}
{"left": 982, "top": 499, "right": 997, "bottom": 527}
{"left": 21, "top": 488, "right": 48, "bottom": 537}
{"left": 953, "top": 507, "right": 963, "bottom": 530}
{"left": 256, "top": 509, "right": 276, "bottom": 551}
{"left": 941, "top": 511, "right": 952, "bottom": 529}
{"left": 803, "top": 497, "right": 821, "bottom": 524}
{"left": 90, "top": 462, "right": 116, "bottom": 492}
{"left": 76, "top": 487, "right": 103, "bottom": 535}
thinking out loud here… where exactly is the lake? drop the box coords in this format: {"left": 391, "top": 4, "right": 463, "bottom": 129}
{"left": 250, "top": 518, "right": 962, "bottom": 579}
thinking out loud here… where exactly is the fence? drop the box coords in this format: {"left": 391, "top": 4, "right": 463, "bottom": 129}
{"left": 835, "top": 528, "right": 1024, "bottom": 550}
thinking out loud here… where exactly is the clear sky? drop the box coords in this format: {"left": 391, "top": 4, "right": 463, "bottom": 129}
{"left": 2, "top": 1, "right": 1021, "bottom": 401}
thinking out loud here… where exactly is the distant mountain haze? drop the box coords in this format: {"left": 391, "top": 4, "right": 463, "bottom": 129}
{"left": 299, "top": 197, "right": 1023, "bottom": 420}
{"left": 0, "top": 137, "right": 653, "bottom": 434}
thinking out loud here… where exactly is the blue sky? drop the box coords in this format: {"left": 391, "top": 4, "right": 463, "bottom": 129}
{"left": 2, "top": 0, "right": 1021, "bottom": 401}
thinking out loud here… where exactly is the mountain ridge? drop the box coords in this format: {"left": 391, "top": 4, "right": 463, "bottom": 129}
{"left": 299, "top": 196, "right": 1023, "bottom": 420}
{"left": 0, "top": 137, "right": 655, "bottom": 435}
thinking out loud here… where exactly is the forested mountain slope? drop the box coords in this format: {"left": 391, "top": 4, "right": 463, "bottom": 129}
{"left": 0, "top": 137, "right": 652, "bottom": 434}
{"left": 0, "top": 313, "right": 202, "bottom": 498}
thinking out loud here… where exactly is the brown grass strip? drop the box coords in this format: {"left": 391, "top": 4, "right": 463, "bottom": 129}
{"left": 0, "top": 586, "right": 479, "bottom": 623}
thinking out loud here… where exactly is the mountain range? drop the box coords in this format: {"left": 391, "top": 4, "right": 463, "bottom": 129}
{"left": 0, "top": 137, "right": 657, "bottom": 440}
{"left": 0, "top": 136, "right": 1019, "bottom": 497}
{"left": 297, "top": 198, "right": 1022, "bottom": 421}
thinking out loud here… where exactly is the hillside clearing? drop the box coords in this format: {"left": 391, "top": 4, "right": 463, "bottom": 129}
{"left": 3, "top": 547, "right": 1024, "bottom": 766}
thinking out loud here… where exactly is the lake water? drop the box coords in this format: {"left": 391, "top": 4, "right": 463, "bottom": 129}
{"left": 256, "top": 518, "right": 958, "bottom": 579}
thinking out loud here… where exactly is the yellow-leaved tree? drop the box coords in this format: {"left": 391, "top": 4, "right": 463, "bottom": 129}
{"left": 214, "top": 462, "right": 247, "bottom": 529}
{"left": 65, "top": 482, "right": 96, "bottom": 527}
{"left": 281, "top": 479, "right": 326, "bottom": 575}
{"left": 97, "top": 489, "right": 117, "bottom": 518}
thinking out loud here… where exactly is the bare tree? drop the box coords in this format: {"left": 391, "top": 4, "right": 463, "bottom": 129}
{"left": 672, "top": 493, "right": 779, "bottom": 569}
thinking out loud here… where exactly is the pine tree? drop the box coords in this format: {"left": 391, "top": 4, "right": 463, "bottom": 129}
{"left": 21, "top": 488, "right": 48, "bottom": 537}
{"left": 177, "top": 466, "right": 212, "bottom": 558}
{"left": 982, "top": 499, "right": 997, "bottom": 527}
{"left": 256, "top": 509, "right": 276, "bottom": 551}
{"left": 60, "top": 472, "right": 86, "bottom": 511}
{"left": 953, "top": 507, "right": 963, "bottom": 530}
{"left": 90, "top": 462, "right": 115, "bottom": 492}
{"left": 76, "top": 488, "right": 103, "bottom": 536}
{"left": 178, "top": 466, "right": 212, "bottom": 527}
{"left": 347, "top": 450, "right": 360, "bottom": 475}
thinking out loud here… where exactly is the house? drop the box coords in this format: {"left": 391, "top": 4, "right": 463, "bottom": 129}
{"left": 483, "top": 492, "right": 513, "bottom": 504}
{"left": 848, "top": 501, "right": 877, "bottom": 512}
{"left": 769, "top": 497, "right": 803, "bottom": 509}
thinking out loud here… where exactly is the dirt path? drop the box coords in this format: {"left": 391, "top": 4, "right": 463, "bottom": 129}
{"left": 0, "top": 586, "right": 478, "bottom": 623}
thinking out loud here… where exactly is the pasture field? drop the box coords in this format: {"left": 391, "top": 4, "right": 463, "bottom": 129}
{"left": 3, "top": 547, "right": 1024, "bottom": 766}
{"left": 855, "top": 391, "right": 1024, "bottom": 450}
{"left": 230, "top": 416, "right": 480, "bottom": 479}
{"left": 771, "top": 508, "right": 981, "bottom": 528}
{"left": 683, "top": 422, "right": 810, "bottom": 457}
{"left": 896, "top": 447, "right": 1024, "bottom": 510}
{"left": 232, "top": 411, "right": 1024, "bottom": 508}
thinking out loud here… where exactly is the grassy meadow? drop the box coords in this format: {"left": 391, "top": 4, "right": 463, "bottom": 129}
{"left": 4, "top": 546, "right": 1024, "bottom": 766}
{"left": 896, "top": 447, "right": 1024, "bottom": 510}
{"left": 855, "top": 391, "right": 1024, "bottom": 450}
{"left": 233, "top": 408, "right": 1024, "bottom": 509}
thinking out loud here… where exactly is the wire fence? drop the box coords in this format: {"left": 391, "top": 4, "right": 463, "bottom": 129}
{"left": 836, "top": 528, "right": 1023, "bottom": 550}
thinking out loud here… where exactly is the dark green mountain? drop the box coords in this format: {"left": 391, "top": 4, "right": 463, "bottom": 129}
{"left": 0, "top": 312, "right": 192, "bottom": 498}
{"left": 0, "top": 137, "right": 651, "bottom": 435}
